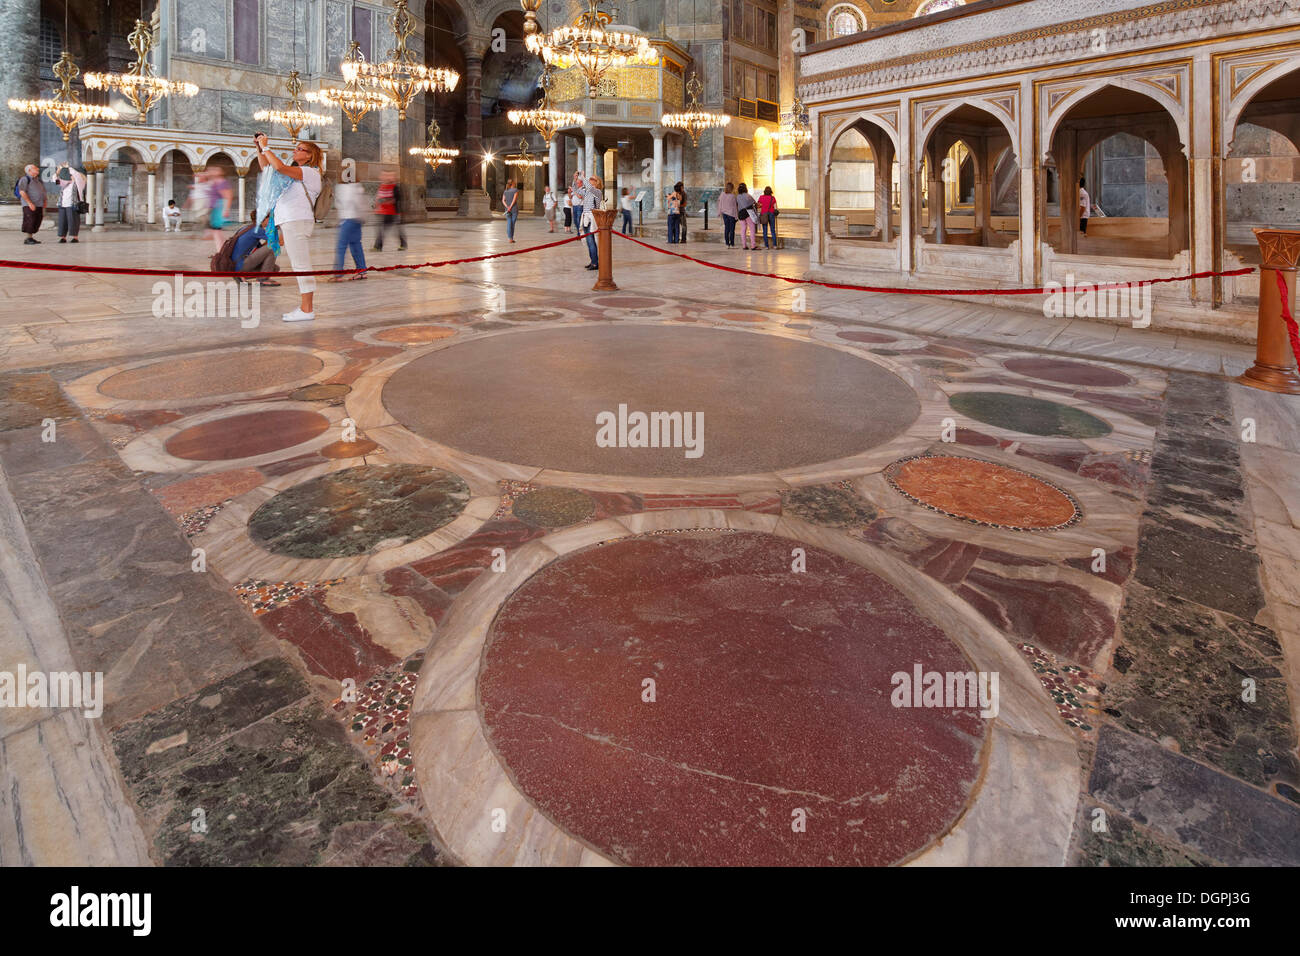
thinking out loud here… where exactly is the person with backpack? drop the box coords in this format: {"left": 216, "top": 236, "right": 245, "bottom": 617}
{"left": 735, "top": 183, "right": 758, "bottom": 250}
{"left": 214, "top": 211, "right": 280, "bottom": 284}
{"left": 55, "top": 165, "right": 87, "bottom": 243}
{"left": 16, "top": 164, "right": 46, "bottom": 245}
{"left": 372, "top": 170, "right": 406, "bottom": 251}
{"left": 254, "top": 135, "right": 322, "bottom": 322}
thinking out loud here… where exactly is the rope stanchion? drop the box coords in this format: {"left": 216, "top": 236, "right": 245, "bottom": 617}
{"left": 613, "top": 230, "right": 1256, "bottom": 298}
{"left": 1277, "top": 270, "right": 1300, "bottom": 368}
{"left": 0, "top": 232, "right": 586, "bottom": 279}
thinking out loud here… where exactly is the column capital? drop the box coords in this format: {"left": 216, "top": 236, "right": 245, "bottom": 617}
{"left": 144, "top": 163, "right": 159, "bottom": 173}
{"left": 458, "top": 33, "right": 491, "bottom": 59}
{"left": 651, "top": 126, "right": 666, "bottom": 140}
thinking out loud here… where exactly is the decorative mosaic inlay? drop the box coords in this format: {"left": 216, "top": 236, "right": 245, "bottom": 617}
{"left": 247, "top": 464, "right": 471, "bottom": 558}
{"left": 373, "top": 325, "right": 457, "bottom": 344}
{"left": 333, "top": 655, "right": 423, "bottom": 807}
{"left": 511, "top": 486, "right": 597, "bottom": 528}
{"left": 1017, "top": 642, "right": 1102, "bottom": 733}
{"left": 234, "top": 577, "right": 346, "bottom": 616}
{"left": 949, "top": 391, "right": 1112, "bottom": 439}
{"left": 781, "top": 481, "right": 878, "bottom": 528}
{"left": 179, "top": 499, "right": 230, "bottom": 537}
{"left": 837, "top": 330, "right": 896, "bottom": 344}
{"left": 501, "top": 309, "right": 567, "bottom": 322}
{"left": 885, "top": 455, "right": 1082, "bottom": 531}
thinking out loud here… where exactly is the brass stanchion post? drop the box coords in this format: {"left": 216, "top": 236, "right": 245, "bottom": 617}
{"left": 592, "top": 208, "right": 618, "bottom": 291}
{"left": 1239, "top": 228, "right": 1300, "bottom": 394}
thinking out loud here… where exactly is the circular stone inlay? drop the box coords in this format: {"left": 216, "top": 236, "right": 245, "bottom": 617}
{"left": 101, "top": 350, "right": 324, "bottom": 401}
{"left": 288, "top": 383, "right": 352, "bottom": 402}
{"left": 164, "top": 409, "right": 331, "bottom": 462}
{"left": 594, "top": 296, "right": 665, "bottom": 309}
{"left": 511, "top": 487, "right": 596, "bottom": 528}
{"left": 1002, "top": 357, "right": 1133, "bottom": 388}
{"left": 248, "top": 464, "right": 470, "bottom": 558}
{"left": 837, "top": 330, "right": 896, "bottom": 344}
{"left": 383, "top": 325, "right": 921, "bottom": 478}
{"left": 950, "top": 391, "right": 1111, "bottom": 439}
{"left": 480, "top": 531, "right": 987, "bottom": 866}
{"left": 885, "top": 455, "right": 1081, "bottom": 531}
{"left": 374, "top": 325, "right": 457, "bottom": 344}
{"left": 319, "top": 438, "right": 380, "bottom": 459}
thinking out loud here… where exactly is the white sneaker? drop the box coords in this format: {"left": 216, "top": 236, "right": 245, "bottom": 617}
{"left": 282, "top": 309, "right": 315, "bottom": 322}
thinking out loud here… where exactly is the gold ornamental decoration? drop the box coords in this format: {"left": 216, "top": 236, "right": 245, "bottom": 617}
{"left": 84, "top": 19, "right": 198, "bottom": 122}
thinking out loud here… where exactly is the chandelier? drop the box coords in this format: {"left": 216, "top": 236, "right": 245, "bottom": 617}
{"left": 661, "top": 73, "right": 730, "bottom": 147}
{"left": 504, "top": 138, "right": 547, "bottom": 171}
{"left": 84, "top": 19, "right": 197, "bottom": 122}
{"left": 254, "top": 70, "right": 332, "bottom": 138}
{"left": 307, "top": 42, "right": 393, "bottom": 132}
{"left": 526, "top": 0, "right": 657, "bottom": 95}
{"left": 409, "top": 117, "right": 459, "bottom": 166}
{"left": 9, "top": 51, "right": 118, "bottom": 141}
{"left": 507, "top": 64, "right": 585, "bottom": 144}
{"left": 779, "top": 91, "right": 812, "bottom": 152}
{"left": 350, "top": 0, "right": 458, "bottom": 120}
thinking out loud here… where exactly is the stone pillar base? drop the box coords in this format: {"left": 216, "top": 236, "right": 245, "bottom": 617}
{"left": 1238, "top": 228, "right": 1300, "bottom": 395}
{"left": 459, "top": 190, "right": 492, "bottom": 219}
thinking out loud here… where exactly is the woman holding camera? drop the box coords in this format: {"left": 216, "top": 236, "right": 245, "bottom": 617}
{"left": 255, "top": 134, "right": 323, "bottom": 323}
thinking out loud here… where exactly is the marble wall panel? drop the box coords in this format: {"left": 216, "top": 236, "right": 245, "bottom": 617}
{"left": 177, "top": 0, "right": 228, "bottom": 60}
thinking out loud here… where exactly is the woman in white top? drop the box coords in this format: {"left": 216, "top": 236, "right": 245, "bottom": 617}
{"left": 255, "top": 135, "right": 323, "bottom": 322}
{"left": 563, "top": 189, "right": 573, "bottom": 233}
{"left": 56, "top": 166, "right": 86, "bottom": 243}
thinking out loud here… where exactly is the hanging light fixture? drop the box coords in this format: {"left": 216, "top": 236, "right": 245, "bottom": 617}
{"left": 508, "top": 63, "right": 585, "bottom": 144}
{"left": 660, "top": 0, "right": 729, "bottom": 147}
{"left": 526, "top": 0, "right": 657, "bottom": 96}
{"left": 662, "top": 73, "right": 730, "bottom": 147}
{"left": 255, "top": 69, "right": 333, "bottom": 138}
{"left": 779, "top": 91, "right": 812, "bottom": 153}
{"left": 307, "top": 41, "right": 393, "bottom": 132}
{"left": 409, "top": 117, "right": 460, "bottom": 166}
{"left": 84, "top": 18, "right": 198, "bottom": 123}
{"left": 351, "top": 0, "right": 458, "bottom": 120}
{"left": 8, "top": 1, "right": 118, "bottom": 140}
{"left": 254, "top": 0, "right": 331, "bottom": 138}
{"left": 504, "top": 137, "right": 547, "bottom": 171}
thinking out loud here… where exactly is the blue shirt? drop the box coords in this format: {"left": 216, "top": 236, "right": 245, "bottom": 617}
{"left": 232, "top": 225, "right": 266, "bottom": 271}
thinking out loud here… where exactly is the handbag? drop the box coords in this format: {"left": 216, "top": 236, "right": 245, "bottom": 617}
{"left": 77, "top": 200, "right": 89, "bottom": 214}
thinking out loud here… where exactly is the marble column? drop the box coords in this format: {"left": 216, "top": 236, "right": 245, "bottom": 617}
{"left": 976, "top": 139, "right": 991, "bottom": 246}
{"left": 548, "top": 138, "right": 559, "bottom": 194}
{"left": 928, "top": 144, "right": 945, "bottom": 245}
{"left": 0, "top": 0, "right": 39, "bottom": 190}
{"left": 236, "top": 167, "right": 248, "bottom": 224}
{"left": 576, "top": 142, "right": 585, "bottom": 180}
{"left": 146, "top": 164, "right": 158, "bottom": 224}
{"left": 874, "top": 137, "right": 893, "bottom": 241}
{"left": 84, "top": 163, "right": 97, "bottom": 230}
{"left": 651, "top": 127, "right": 665, "bottom": 218}
{"left": 459, "top": 36, "right": 491, "bottom": 218}
{"left": 93, "top": 169, "right": 107, "bottom": 231}
{"left": 584, "top": 129, "right": 595, "bottom": 178}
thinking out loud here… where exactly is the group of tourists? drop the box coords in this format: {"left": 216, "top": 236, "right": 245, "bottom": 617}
{"left": 718, "top": 183, "right": 779, "bottom": 250}
{"left": 16, "top": 162, "right": 88, "bottom": 244}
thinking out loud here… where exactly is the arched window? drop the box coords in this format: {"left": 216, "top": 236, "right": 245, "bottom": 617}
{"left": 915, "top": 0, "right": 964, "bottom": 17}
{"left": 827, "top": 4, "right": 865, "bottom": 38}
{"left": 39, "top": 18, "right": 61, "bottom": 65}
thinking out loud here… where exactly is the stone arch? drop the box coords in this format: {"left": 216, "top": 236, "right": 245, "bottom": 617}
{"left": 1223, "top": 55, "right": 1300, "bottom": 156}
{"left": 1043, "top": 78, "right": 1188, "bottom": 163}
{"left": 916, "top": 96, "right": 1018, "bottom": 172}
{"left": 823, "top": 112, "right": 900, "bottom": 174}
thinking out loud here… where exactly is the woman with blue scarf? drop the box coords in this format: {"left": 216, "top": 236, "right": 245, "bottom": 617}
{"left": 254, "top": 135, "right": 323, "bottom": 322}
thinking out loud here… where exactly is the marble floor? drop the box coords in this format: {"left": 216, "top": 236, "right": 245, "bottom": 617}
{"left": 1, "top": 217, "right": 1297, "bottom": 867}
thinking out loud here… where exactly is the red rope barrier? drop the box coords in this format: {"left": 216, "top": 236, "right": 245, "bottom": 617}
{"left": 613, "top": 230, "right": 1256, "bottom": 297}
{"left": 1276, "top": 270, "right": 1300, "bottom": 368}
{"left": 0, "top": 232, "right": 586, "bottom": 279}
